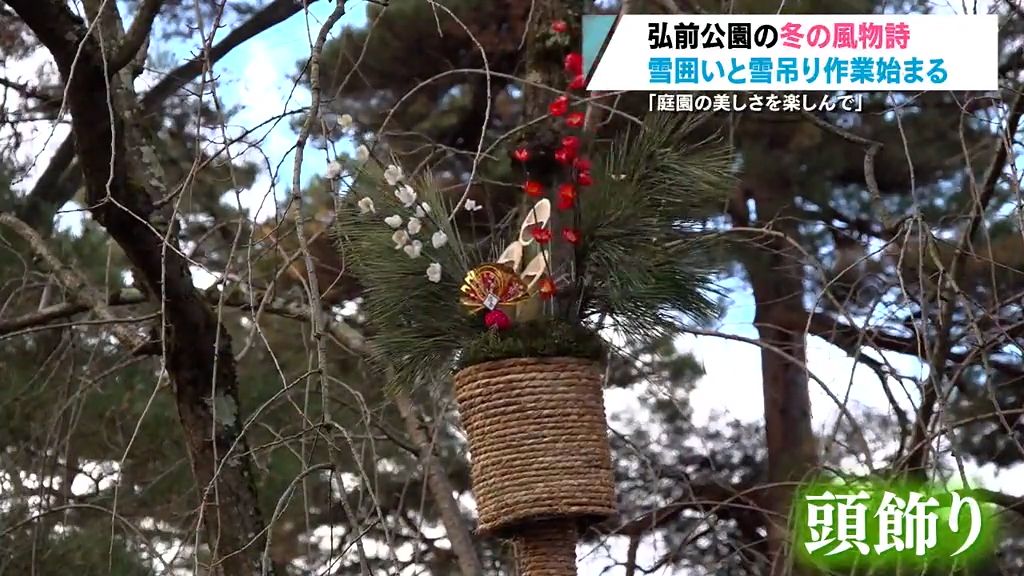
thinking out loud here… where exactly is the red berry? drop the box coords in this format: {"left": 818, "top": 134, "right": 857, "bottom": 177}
{"left": 557, "top": 183, "right": 576, "bottom": 210}
{"left": 551, "top": 20, "right": 568, "bottom": 34}
{"left": 576, "top": 171, "right": 593, "bottom": 186}
{"left": 523, "top": 180, "right": 543, "bottom": 197}
{"left": 484, "top": 309, "right": 511, "bottom": 330}
{"left": 573, "top": 157, "right": 591, "bottom": 171}
{"left": 512, "top": 147, "right": 530, "bottom": 162}
{"left": 565, "top": 111, "right": 585, "bottom": 128}
{"left": 538, "top": 276, "right": 557, "bottom": 299}
{"left": 562, "top": 228, "right": 580, "bottom": 245}
{"left": 531, "top": 225, "right": 552, "bottom": 244}
{"left": 549, "top": 95, "right": 569, "bottom": 117}
{"left": 561, "top": 135, "right": 580, "bottom": 150}
{"left": 554, "top": 147, "right": 575, "bottom": 164}
{"left": 568, "top": 74, "right": 586, "bottom": 91}
{"left": 564, "top": 52, "right": 583, "bottom": 76}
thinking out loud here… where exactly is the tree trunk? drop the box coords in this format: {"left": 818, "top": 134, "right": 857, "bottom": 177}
{"left": 5, "top": 2, "right": 277, "bottom": 574}
{"left": 395, "top": 393, "right": 485, "bottom": 575}
{"left": 743, "top": 184, "right": 818, "bottom": 576}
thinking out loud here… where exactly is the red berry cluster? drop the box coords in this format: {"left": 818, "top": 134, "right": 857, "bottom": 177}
{"left": 510, "top": 33, "right": 594, "bottom": 305}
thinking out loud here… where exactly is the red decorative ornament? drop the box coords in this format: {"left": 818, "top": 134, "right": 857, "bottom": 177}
{"left": 484, "top": 309, "right": 512, "bottom": 331}
{"left": 553, "top": 146, "right": 575, "bottom": 164}
{"left": 530, "top": 225, "right": 552, "bottom": 244}
{"left": 562, "top": 228, "right": 581, "bottom": 245}
{"left": 564, "top": 52, "right": 583, "bottom": 76}
{"left": 576, "top": 171, "right": 593, "bottom": 186}
{"left": 557, "top": 183, "right": 576, "bottom": 210}
{"left": 538, "top": 276, "right": 557, "bottom": 299}
{"left": 512, "top": 147, "right": 530, "bottom": 162}
{"left": 549, "top": 95, "right": 569, "bottom": 117}
{"left": 573, "top": 157, "right": 591, "bottom": 171}
{"left": 568, "top": 74, "right": 586, "bottom": 91}
{"left": 523, "top": 180, "right": 544, "bottom": 197}
{"left": 551, "top": 20, "right": 568, "bottom": 34}
{"left": 561, "top": 135, "right": 580, "bottom": 150}
{"left": 565, "top": 111, "right": 585, "bottom": 128}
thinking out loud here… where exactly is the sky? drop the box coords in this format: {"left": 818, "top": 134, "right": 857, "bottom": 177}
{"left": 207, "top": 2, "right": 369, "bottom": 214}
{"left": 4, "top": 1, "right": 1023, "bottom": 573}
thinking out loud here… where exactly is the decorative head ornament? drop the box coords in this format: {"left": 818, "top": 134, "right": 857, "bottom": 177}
{"left": 459, "top": 199, "right": 553, "bottom": 316}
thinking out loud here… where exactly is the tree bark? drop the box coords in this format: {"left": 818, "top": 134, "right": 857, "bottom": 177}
{"left": 5, "top": 2, "right": 277, "bottom": 574}
{"left": 395, "top": 393, "right": 485, "bottom": 575}
{"left": 741, "top": 182, "right": 818, "bottom": 576}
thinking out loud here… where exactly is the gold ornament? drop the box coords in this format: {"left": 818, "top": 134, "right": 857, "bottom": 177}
{"left": 460, "top": 263, "right": 529, "bottom": 313}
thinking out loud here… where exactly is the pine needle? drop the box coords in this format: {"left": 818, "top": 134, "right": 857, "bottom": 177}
{"left": 333, "top": 113, "right": 736, "bottom": 392}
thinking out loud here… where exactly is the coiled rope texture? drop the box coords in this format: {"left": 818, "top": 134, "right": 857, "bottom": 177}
{"left": 454, "top": 357, "right": 617, "bottom": 575}
{"left": 510, "top": 520, "right": 579, "bottom": 576}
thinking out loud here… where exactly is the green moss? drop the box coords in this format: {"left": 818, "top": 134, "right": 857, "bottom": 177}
{"left": 457, "top": 318, "right": 606, "bottom": 369}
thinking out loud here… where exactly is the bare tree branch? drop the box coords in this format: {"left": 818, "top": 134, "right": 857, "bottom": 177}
{"left": 0, "top": 288, "right": 145, "bottom": 336}
{"left": 13, "top": 0, "right": 317, "bottom": 235}
{"left": 906, "top": 93, "right": 1024, "bottom": 476}
{"left": 0, "top": 212, "right": 145, "bottom": 348}
{"left": 140, "top": 0, "right": 324, "bottom": 113}
{"left": 110, "top": 0, "right": 163, "bottom": 72}
{"left": 5, "top": 1, "right": 281, "bottom": 573}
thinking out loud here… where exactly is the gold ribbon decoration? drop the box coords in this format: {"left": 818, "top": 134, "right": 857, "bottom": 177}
{"left": 460, "top": 263, "right": 529, "bottom": 313}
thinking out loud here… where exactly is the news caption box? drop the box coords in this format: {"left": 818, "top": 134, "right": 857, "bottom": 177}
{"left": 583, "top": 15, "right": 998, "bottom": 92}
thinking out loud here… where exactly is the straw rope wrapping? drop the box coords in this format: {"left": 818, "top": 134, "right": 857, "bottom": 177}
{"left": 510, "top": 520, "right": 579, "bottom": 576}
{"left": 453, "top": 357, "right": 617, "bottom": 535}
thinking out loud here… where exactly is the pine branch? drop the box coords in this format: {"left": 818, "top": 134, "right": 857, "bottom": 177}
{"left": 578, "top": 113, "right": 735, "bottom": 338}
{"left": 333, "top": 114, "right": 735, "bottom": 388}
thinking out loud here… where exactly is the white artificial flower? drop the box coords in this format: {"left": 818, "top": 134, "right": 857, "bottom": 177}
{"left": 463, "top": 199, "right": 483, "bottom": 212}
{"left": 384, "top": 164, "right": 404, "bottom": 186}
{"left": 426, "top": 262, "right": 442, "bottom": 283}
{"left": 415, "top": 202, "right": 432, "bottom": 217}
{"left": 392, "top": 230, "right": 410, "bottom": 249}
{"left": 403, "top": 239, "right": 423, "bottom": 259}
{"left": 431, "top": 230, "right": 448, "bottom": 249}
{"left": 407, "top": 217, "right": 422, "bottom": 235}
{"left": 384, "top": 214, "right": 403, "bottom": 229}
{"left": 337, "top": 114, "right": 353, "bottom": 129}
{"left": 355, "top": 144, "right": 370, "bottom": 163}
{"left": 395, "top": 184, "right": 416, "bottom": 207}
{"left": 357, "top": 197, "right": 375, "bottom": 214}
{"left": 326, "top": 161, "right": 343, "bottom": 180}
{"left": 611, "top": 173, "right": 627, "bottom": 181}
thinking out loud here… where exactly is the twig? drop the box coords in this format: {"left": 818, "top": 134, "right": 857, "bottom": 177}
{"left": 288, "top": 3, "right": 374, "bottom": 574}
{"left": 0, "top": 212, "right": 145, "bottom": 348}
